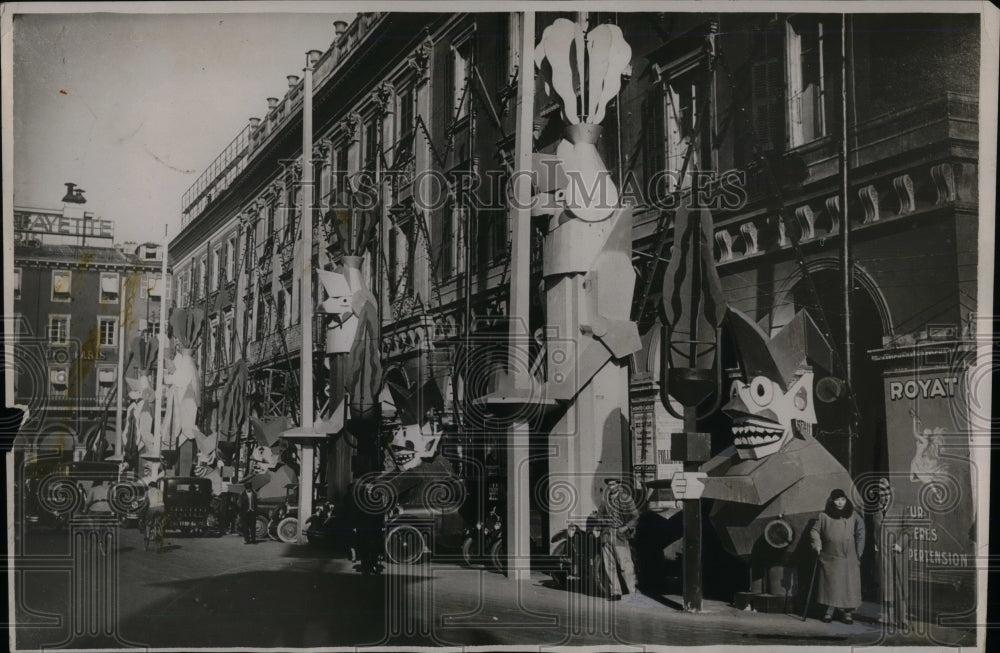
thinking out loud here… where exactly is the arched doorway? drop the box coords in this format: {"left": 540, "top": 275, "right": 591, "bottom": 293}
{"left": 784, "top": 264, "right": 891, "bottom": 480}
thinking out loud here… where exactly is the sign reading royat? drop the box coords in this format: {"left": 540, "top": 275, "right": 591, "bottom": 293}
{"left": 882, "top": 369, "right": 976, "bottom": 581}
{"left": 14, "top": 212, "right": 114, "bottom": 239}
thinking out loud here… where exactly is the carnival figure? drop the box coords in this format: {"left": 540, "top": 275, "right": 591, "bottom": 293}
{"left": 664, "top": 308, "right": 856, "bottom": 608}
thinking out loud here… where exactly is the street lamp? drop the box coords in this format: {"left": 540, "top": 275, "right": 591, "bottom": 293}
{"left": 659, "top": 206, "right": 727, "bottom": 612}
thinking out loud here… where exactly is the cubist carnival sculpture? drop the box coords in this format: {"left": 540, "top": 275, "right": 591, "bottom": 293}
{"left": 670, "top": 307, "right": 856, "bottom": 605}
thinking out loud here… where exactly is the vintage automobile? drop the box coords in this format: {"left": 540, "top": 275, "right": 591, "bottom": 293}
{"left": 266, "top": 483, "right": 301, "bottom": 543}
{"left": 158, "top": 476, "right": 221, "bottom": 535}
{"left": 460, "top": 504, "right": 505, "bottom": 572}
{"left": 22, "top": 459, "right": 121, "bottom": 527}
{"left": 379, "top": 456, "right": 472, "bottom": 565}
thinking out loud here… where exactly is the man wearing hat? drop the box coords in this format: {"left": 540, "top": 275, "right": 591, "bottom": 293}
{"left": 597, "top": 477, "right": 639, "bottom": 601}
{"left": 872, "top": 477, "right": 908, "bottom": 626}
{"left": 238, "top": 482, "right": 259, "bottom": 544}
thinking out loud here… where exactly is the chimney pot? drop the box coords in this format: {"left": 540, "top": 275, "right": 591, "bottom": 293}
{"left": 287, "top": 75, "right": 300, "bottom": 89}
{"left": 334, "top": 20, "right": 348, "bottom": 35}
{"left": 267, "top": 97, "right": 279, "bottom": 110}
{"left": 307, "top": 49, "right": 323, "bottom": 66}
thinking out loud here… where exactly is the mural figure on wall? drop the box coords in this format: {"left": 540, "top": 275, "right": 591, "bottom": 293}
{"left": 666, "top": 308, "right": 855, "bottom": 608}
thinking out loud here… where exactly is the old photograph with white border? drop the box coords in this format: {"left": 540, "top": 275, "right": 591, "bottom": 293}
{"left": 2, "top": 2, "right": 997, "bottom": 651}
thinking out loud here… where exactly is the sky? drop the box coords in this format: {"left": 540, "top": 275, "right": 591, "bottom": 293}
{"left": 12, "top": 10, "right": 355, "bottom": 246}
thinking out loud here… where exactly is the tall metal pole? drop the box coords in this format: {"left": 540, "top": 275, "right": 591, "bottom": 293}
{"left": 506, "top": 10, "right": 534, "bottom": 581}
{"left": 840, "top": 14, "right": 853, "bottom": 473}
{"left": 152, "top": 225, "right": 169, "bottom": 456}
{"left": 114, "top": 274, "right": 127, "bottom": 458}
{"left": 297, "top": 49, "right": 322, "bottom": 542}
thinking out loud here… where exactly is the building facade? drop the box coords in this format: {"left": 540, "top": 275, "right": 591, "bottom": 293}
{"left": 173, "top": 10, "right": 981, "bottom": 613}
{"left": 13, "top": 204, "right": 170, "bottom": 459}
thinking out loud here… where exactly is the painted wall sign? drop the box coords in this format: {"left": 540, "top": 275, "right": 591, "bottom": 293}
{"left": 883, "top": 370, "right": 975, "bottom": 585}
{"left": 888, "top": 376, "right": 959, "bottom": 401}
{"left": 14, "top": 213, "right": 114, "bottom": 239}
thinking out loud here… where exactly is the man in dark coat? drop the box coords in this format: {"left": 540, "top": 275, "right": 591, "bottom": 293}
{"left": 598, "top": 478, "right": 639, "bottom": 601}
{"left": 238, "top": 483, "right": 259, "bottom": 544}
{"left": 872, "top": 478, "right": 908, "bottom": 626}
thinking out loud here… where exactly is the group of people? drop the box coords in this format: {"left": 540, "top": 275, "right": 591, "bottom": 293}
{"left": 810, "top": 480, "right": 907, "bottom": 626}
{"left": 578, "top": 476, "right": 908, "bottom": 626}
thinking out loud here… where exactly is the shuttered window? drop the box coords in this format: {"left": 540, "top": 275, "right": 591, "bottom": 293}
{"left": 750, "top": 31, "right": 784, "bottom": 154}
{"left": 100, "top": 273, "right": 119, "bottom": 303}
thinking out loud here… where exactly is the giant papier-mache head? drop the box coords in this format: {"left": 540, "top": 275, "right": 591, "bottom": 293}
{"left": 723, "top": 308, "right": 839, "bottom": 461}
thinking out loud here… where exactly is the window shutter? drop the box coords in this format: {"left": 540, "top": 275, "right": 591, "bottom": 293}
{"left": 751, "top": 53, "right": 783, "bottom": 153}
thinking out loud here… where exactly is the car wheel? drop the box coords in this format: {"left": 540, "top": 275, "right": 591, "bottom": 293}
{"left": 254, "top": 515, "right": 268, "bottom": 540}
{"left": 461, "top": 537, "right": 476, "bottom": 567}
{"left": 489, "top": 539, "right": 506, "bottom": 573}
{"left": 277, "top": 516, "right": 299, "bottom": 543}
{"left": 385, "top": 524, "right": 425, "bottom": 565}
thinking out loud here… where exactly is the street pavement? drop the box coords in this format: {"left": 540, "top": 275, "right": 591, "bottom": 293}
{"left": 11, "top": 523, "right": 977, "bottom": 650}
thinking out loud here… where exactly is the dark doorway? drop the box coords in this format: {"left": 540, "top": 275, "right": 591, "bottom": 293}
{"left": 789, "top": 268, "right": 888, "bottom": 479}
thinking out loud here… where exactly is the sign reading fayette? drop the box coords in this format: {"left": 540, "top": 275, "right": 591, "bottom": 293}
{"left": 14, "top": 212, "right": 114, "bottom": 239}
{"left": 883, "top": 370, "right": 976, "bottom": 578}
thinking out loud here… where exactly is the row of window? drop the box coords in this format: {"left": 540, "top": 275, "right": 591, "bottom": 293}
{"left": 12, "top": 269, "right": 166, "bottom": 304}
{"left": 45, "top": 364, "right": 117, "bottom": 400}
{"left": 45, "top": 315, "right": 118, "bottom": 346}
{"left": 175, "top": 18, "right": 511, "bottom": 329}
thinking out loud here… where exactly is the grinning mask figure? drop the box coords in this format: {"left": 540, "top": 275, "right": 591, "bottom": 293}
{"left": 723, "top": 308, "right": 835, "bottom": 461}
{"left": 725, "top": 370, "right": 815, "bottom": 460}
{"left": 389, "top": 423, "right": 442, "bottom": 471}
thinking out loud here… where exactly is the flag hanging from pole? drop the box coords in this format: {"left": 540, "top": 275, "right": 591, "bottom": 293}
{"left": 218, "top": 359, "right": 248, "bottom": 442}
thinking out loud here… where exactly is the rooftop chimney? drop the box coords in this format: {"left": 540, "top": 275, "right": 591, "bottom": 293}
{"left": 287, "top": 75, "right": 300, "bottom": 89}
{"left": 61, "top": 182, "right": 87, "bottom": 204}
{"left": 267, "top": 97, "right": 279, "bottom": 110}
{"left": 249, "top": 117, "right": 261, "bottom": 129}
{"left": 334, "top": 20, "right": 348, "bottom": 36}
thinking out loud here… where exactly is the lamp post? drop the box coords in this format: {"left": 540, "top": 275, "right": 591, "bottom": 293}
{"left": 659, "top": 206, "right": 727, "bottom": 612}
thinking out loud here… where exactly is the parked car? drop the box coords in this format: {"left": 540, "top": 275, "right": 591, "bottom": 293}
{"left": 22, "top": 459, "right": 121, "bottom": 528}
{"left": 378, "top": 457, "right": 471, "bottom": 566}
{"left": 158, "top": 476, "right": 221, "bottom": 536}
{"left": 461, "top": 504, "right": 504, "bottom": 572}
{"left": 266, "top": 483, "right": 300, "bottom": 543}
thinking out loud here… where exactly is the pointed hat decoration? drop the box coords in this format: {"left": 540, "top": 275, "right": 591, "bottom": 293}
{"left": 725, "top": 308, "right": 837, "bottom": 391}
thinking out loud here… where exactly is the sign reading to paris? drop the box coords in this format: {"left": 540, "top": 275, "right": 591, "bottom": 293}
{"left": 882, "top": 370, "right": 976, "bottom": 578}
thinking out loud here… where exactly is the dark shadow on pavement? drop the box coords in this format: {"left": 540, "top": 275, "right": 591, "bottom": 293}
{"left": 113, "top": 568, "right": 430, "bottom": 649}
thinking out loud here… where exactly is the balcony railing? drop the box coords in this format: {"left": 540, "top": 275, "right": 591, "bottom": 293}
{"left": 246, "top": 322, "right": 303, "bottom": 365}
{"left": 181, "top": 124, "right": 251, "bottom": 223}
{"left": 180, "top": 13, "right": 385, "bottom": 228}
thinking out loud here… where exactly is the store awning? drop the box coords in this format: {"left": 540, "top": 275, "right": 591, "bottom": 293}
{"left": 147, "top": 276, "right": 161, "bottom": 297}
{"left": 98, "top": 369, "right": 115, "bottom": 383}
{"left": 101, "top": 276, "right": 119, "bottom": 294}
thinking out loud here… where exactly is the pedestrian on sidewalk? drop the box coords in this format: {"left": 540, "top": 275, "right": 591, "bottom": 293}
{"left": 238, "top": 482, "right": 259, "bottom": 544}
{"left": 810, "top": 488, "right": 865, "bottom": 624}
{"left": 872, "top": 478, "right": 908, "bottom": 626}
{"left": 598, "top": 478, "right": 639, "bottom": 601}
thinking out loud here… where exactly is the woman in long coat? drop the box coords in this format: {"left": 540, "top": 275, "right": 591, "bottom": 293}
{"left": 810, "top": 488, "right": 865, "bottom": 623}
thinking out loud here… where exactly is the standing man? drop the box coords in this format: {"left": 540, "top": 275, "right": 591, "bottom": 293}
{"left": 872, "top": 478, "right": 908, "bottom": 626}
{"left": 238, "top": 482, "right": 259, "bottom": 545}
{"left": 598, "top": 477, "right": 639, "bottom": 601}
